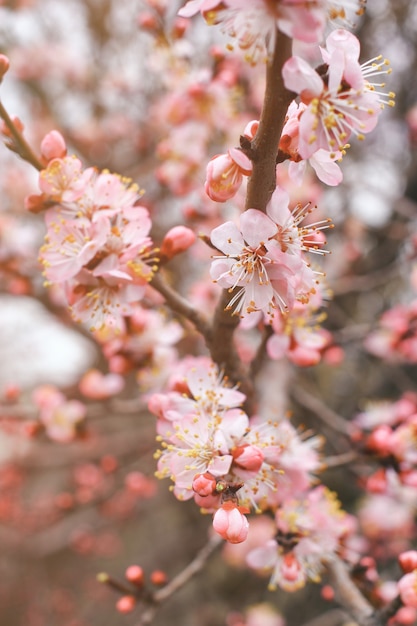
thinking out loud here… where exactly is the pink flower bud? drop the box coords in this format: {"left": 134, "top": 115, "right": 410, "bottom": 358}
{"left": 398, "top": 571, "right": 417, "bottom": 608}
{"left": 0, "top": 54, "right": 10, "bottom": 79}
{"left": 40, "top": 130, "right": 67, "bottom": 162}
{"left": 232, "top": 445, "right": 264, "bottom": 472}
{"left": 24, "top": 193, "right": 47, "bottom": 214}
{"left": 212, "top": 502, "right": 249, "bottom": 544}
{"left": 125, "top": 565, "right": 145, "bottom": 587}
{"left": 366, "top": 425, "right": 393, "bottom": 455}
{"left": 160, "top": 225, "right": 196, "bottom": 260}
{"left": 366, "top": 468, "right": 387, "bottom": 494}
{"left": 281, "top": 553, "right": 302, "bottom": 583}
{"left": 116, "top": 595, "right": 136, "bottom": 614}
{"left": 192, "top": 472, "right": 217, "bottom": 496}
{"left": 205, "top": 149, "right": 252, "bottom": 202}
{"left": 399, "top": 551, "right": 417, "bottom": 574}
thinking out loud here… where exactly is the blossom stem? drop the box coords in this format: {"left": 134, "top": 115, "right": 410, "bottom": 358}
{"left": 245, "top": 30, "right": 294, "bottom": 212}
{"left": 150, "top": 272, "right": 212, "bottom": 341}
{"left": 326, "top": 557, "right": 382, "bottom": 626}
{"left": 137, "top": 535, "right": 222, "bottom": 624}
{"left": 0, "top": 99, "right": 44, "bottom": 170}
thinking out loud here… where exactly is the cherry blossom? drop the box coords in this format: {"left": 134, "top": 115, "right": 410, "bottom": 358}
{"left": 247, "top": 487, "right": 353, "bottom": 591}
{"left": 282, "top": 29, "right": 393, "bottom": 158}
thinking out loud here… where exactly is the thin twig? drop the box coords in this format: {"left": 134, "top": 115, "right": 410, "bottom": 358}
{"left": 137, "top": 535, "right": 222, "bottom": 624}
{"left": 150, "top": 272, "right": 212, "bottom": 342}
{"left": 291, "top": 386, "right": 351, "bottom": 436}
{"left": 0, "top": 99, "right": 44, "bottom": 170}
{"left": 326, "top": 557, "right": 381, "bottom": 626}
{"left": 321, "top": 450, "right": 358, "bottom": 469}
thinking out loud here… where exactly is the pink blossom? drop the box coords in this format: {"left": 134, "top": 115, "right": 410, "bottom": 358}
{"left": 79, "top": 369, "right": 125, "bottom": 399}
{"left": 247, "top": 486, "right": 353, "bottom": 591}
{"left": 211, "top": 209, "right": 314, "bottom": 319}
{"left": 282, "top": 30, "right": 393, "bottom": 158}
{"left": 33, "top": 385, "right": 86, "bottom": 443}
{"left": 39, "top": 156, "right": 92, "bottom": 203}
{"left": 213, "top": 502, "right": 249, "bottom": 544}
{"left": 205, "top": 148, "right": 252, "bottom": 202}
{"left": 398, "top": 571, "right": 417, "bottom": 609}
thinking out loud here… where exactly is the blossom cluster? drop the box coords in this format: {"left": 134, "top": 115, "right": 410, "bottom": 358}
{"left": 205, "top": 29, "right": 393, "bottom": 204}
{"left": 179, "top": 0, "right": 367, "bottom": 64}
{"left": 30, "top": 145, "right": 158, "bottom": 332}
{"left": 353, "top": 393, "right": 417, "bottom": 491}
{"left": 147, "top": 355, "right": 355, "bottom": 590}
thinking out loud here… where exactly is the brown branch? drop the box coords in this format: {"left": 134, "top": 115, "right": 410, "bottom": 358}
{"left": 207, "top": 30, "right": 294, "bottom": 400}
{"left": 137, "top": 535, "right": 222, "bottom": 625}
{"left": 0, "top": 99, "right": 44, "bottom": 170}
{"left": 326, "top": 557, "right": 381, "bottom": 626}
{"left": 291, "top": 386, "right": 351, "bottom": 436}
{"left": 150, "top": 272, "right": 212, "bottom": 342}
{"left": 245, "top": 30, "right": 294, "bottom": 212}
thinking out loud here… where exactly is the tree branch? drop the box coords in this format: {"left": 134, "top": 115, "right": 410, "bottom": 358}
{"left": 326, "top": 557, "right": 381, "bottom": 626}
{"left": 0, "top": 99, "right": 44, "bottom": 170}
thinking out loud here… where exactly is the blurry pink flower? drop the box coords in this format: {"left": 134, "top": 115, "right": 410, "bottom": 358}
{"left": 213, "top": 502, "right": 249, "bottom": 544}
{"left": 398, "top": 571, "right": 417, "bottom": 609}
{"left": 79, "top": 369, "right": 125, "bottom": 399}
{"left": 33, "top": 385, "right": 86, "bottom": 443}
{"left": 399, "top": 551, "right": 417, "bottom": 574}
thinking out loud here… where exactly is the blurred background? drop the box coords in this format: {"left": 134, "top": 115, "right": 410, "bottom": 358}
{"left": 0, "top": 1, "right": 416, "bottom": 625}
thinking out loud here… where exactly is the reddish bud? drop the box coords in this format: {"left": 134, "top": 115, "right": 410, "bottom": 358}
{"left": 24, "top": 192, "right": 48, "bottom": 214}
{"left": 150, "top": 570, "right": 167, "bottom": 586}
{"left": 212, "top": 502, "right": 249, "bottom": 544}
{"left": 116, "top": 595, "right": 137, "bottom": 614}
{"left": 171, "top": 17, "right": 189, "bottom": 38}
{"left": 160, "top": 225, "right": 196, "bottom": 261}
{"left": 232, "top": 445, "right": 264, "bottom": 472}
{"left": 366, "top": 425, "right": 393, "bottom": 455}
{"left": 321, "top": 585, "right": 335, "bottom": 601}
{"left": 3, "top": 383, "right": 20, "bottom": 402}
{"left": 192, "top": 472, "right": 217, "bottom": 497}
{"left": 125, "top": 565, "right": 145, "bottom": 587}
{"left": 399, "top": 551, "right": 417, "bottom": 574}
{"left": 40, "top": 130, "right": 67, "bottom": 162}
{"left": 366, "top": 468, "right": 387, "bottom": 494}
{"left": 137, "top": 12, "right": 159, "bottom": 31}
{"left": 0, "top": 54, "right": 10, "bottom": 79}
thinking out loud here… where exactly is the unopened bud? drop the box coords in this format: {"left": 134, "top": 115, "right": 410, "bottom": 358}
{"left": 40, "top": 130, "right": 67, "bottom": 162}
{"left": 150, "top": 570, "right": 167, "bottom": 586}
{"left": 125, "top": 565, "right": 145, "bottom": 587}
{"left": 232, "top": 445, "right": 264, "bottom": 472}
{"left": 212, "top": 502, "right": 249, "bottom": 544}
{"left": 116, "top": 595, "right": 136, "bottom": 614}
{"left": 399, "top": 551, "right": 417, "bottom": 574}
{"left": 192, "top": 472, "right": 217, "bottom": 497}
{"left": 160, "top": 225, "right": 196, "bottom": 260}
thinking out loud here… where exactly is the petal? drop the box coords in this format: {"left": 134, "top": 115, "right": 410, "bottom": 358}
{"left": 240, "top": 209, "right": 277, "bottom": 247}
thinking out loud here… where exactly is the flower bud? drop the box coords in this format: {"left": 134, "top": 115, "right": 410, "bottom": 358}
{"left": 125, "top": 565, "right": 145, "bottom": 587}
{"left": 116, "top": 595, "right": 136, "bottom": 614}
{"left": 150, "top": 570, "right": 167, "bottom": 586}
{"left": 160, "top": 225, "right": 196, "bottom": 260}
{"left": 192, "top": 472, "right": 217, "bottom": 497}
{"left": 212, "top": 502, "right": 249, "bottom": 544}
{"left": 399, "top": 551, "right": 417, "bottom": 574}
{"left": 232, "top": 445, "right": 264, "bottom": 473}
{"left": 398, "top": 571, "right": 417, "bottom": 609}
{"left": 40, "top": 130, "right": 67, "bottom": 162}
